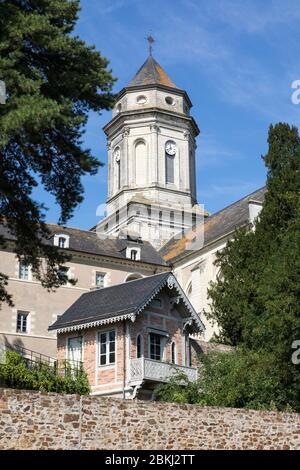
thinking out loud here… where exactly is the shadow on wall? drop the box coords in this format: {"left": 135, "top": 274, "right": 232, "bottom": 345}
{"left": 190, "top": 338, "right": 233, "bottom": 369}
{"left": 1, "top": 335, "right": 26, "bottom": 352}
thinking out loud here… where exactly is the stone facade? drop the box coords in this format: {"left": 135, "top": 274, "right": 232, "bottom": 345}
{"left": 0, "top": 55, "right": 267, "bottom": 365}
{"left": 0, "top": 388, "right": 299, "bottom": 450}
{"left": 0, "top": 237, "right": 167, "bottom": 358}
{"left": 97, "top": 56, "right": 202, "bottom": 249}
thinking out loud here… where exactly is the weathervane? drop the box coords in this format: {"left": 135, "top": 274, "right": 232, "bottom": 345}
{"left": 147, "top": 35, "right": 155, "bottom": 56}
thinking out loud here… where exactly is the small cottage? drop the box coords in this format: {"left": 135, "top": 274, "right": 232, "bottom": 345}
{"left": 49, "top": 272, "right": 204, "bottom": 399}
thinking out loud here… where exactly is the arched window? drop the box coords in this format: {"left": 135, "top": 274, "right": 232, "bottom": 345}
{"left": 137, "top": 334, "right": 143, "bottom": 358}
{"left": 171, "top": 342, "right": 177, "bottom": 364}
{"left": 135, "top": 140, "right": 147, "bottom": 186}
{"left": 116, "top": 159, "right": 120, "bottom": 190}
{"left": 125, "top": 273, "right": 143, "bottom": 282}
{"left": 114, "top": 147, "right": 121, "bottom": 190}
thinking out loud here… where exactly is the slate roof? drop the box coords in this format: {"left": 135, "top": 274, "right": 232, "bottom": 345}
{"left": 127, "top": 55, "right": 178, "bottom": 89}
{"left": 160, "top": 187, "right": 266, "bottom": 263}
{"left": 0, "top": 223, "right": 167, "bottom": 267}
{"left": 49, "top": 272, "right": 204, "bottom": 332}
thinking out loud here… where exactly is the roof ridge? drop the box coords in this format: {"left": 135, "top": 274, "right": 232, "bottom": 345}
{"left": 80, "top": 271, "right": 171, "bottom": 298}
{"left": 160, "top": 186, "right": 266, "bottom": 254}
{"left": 204, "top": 186, "right": 266, "bottom": 222}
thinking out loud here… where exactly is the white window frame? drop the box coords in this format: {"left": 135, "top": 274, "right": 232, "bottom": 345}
{"left": 171, "top": 341, "right": 177, "bottom": 365}
{"left": 58, "top": 237, "right": 66, "bottom": 248}
{"left": 53, "top": 233, "right": 70, "bottom": 249}
{"left": 95, "top": 271, "right": 106, "bottom": 288}
{"left": 67, "top": 336, "right": 83, "bottom": 364}
{"left": 126, "top": 246, "right": 141, "bottom": 261}
{"left": 16, "top": 310, "right": 29, "bottom": 334}
{"left": 18, "top": 260, "right": 30, "bottom": 281}
{"left": 148, "top": 332, "right": 167, "bottom": 361}
{"left": 97, "top": 330, "right": 116, "bottom": 367}
{"left": 58, "top": 266, "right": 71, "bottom": 286}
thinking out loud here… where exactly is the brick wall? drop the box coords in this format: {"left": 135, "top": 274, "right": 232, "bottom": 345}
{"left": 57, "top": 291, "right": 189, "bottom": 395}
{"left": 0, "top": 388, "right": 299, "bottom": 450}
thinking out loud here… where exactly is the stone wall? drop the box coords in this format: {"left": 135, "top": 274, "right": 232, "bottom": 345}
{"left": 0, "top": 388, "right": 299, "bottom": 450}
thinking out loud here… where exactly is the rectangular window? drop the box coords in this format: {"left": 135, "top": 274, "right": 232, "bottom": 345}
{"left": 159, "top": 211, "right": 163, "bottom": 227}
{"left": 68, "top": 337, "right": 82, "bottom": 364}
{"left": 58, "top": 237, "right": 66, "bottom": 248}
{"left": 170, "top": 211, "right": 174, "bottom": 229}
{"left": 16, "top": 311, "right": 29, "bottom": 333}
{"left": 98, "top": 330, "right": 116, "bottom": 366}
{"left": 166, "top": 154, "right": 175, "bottom": 184}
{"left": 19, "top": 261, "right": 29, "bottom": 280}
{"left": 149, "top": 333, "right": 163, "bottom": 361}
{"left": 95, "top": 272, "right": 105, "bottom": 288}
{"left": 58, "top": 266, "right": 70, "bottom": 285}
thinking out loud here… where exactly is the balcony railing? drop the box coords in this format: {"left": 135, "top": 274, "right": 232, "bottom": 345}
{"left": 0, "top": 342, "right": 83, "bottom": 378}
{"left": 129, "top": 357, "right": 197, "bottom": 384}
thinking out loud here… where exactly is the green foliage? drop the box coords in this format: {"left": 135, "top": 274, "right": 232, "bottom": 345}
{"left": 206, "top": 123, "right": 300, "bottom": 411}
{"left": 0, "top": 1, "right": 116, "bottom": 304}
{"left": 158, "top": 123, "right": 300, "bottom": 411}
{"left": 156, "top": 349, "right": 295, "bottom": 411}
{"left": 0, "top": 350, "right": 90, "bottom": 395}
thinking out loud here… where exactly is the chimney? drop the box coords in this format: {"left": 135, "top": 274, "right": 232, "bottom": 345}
{"left": 248, "top": 199, "right": 263, "bottom": 225}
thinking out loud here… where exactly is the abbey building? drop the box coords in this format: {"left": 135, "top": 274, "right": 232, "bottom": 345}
{"left": 0, "top": 54, "right": 265, "bottom": 396}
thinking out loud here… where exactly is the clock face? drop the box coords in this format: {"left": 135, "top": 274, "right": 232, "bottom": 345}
{"left": 114, "top": 147, "right": 120, "bottom": 161}
{"left": 165, "top": 141, "right": 176, "bottom": 156}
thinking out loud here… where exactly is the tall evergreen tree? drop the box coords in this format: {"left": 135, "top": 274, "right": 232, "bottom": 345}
{"left": 158, "top": 123, "right": 300, "bottom": 411}
{"left": 0, "top": 0, "right": 116, "bottom": 304}
{"left": 207, "top": 123, "right": 300, "bottom": 409}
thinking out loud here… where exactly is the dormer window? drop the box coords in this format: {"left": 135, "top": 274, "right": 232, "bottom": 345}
{"left": 126, "top": 246, "right": 141, "bottom": 261}
{"left": 53, "top": 233, "right": 70, "bottom": 249}
{"left": 58, "top": 237, "right": 66, "bottom": 248}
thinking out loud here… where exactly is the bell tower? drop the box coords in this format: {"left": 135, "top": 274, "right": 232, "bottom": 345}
{"left": 97, "top": 42, "right": 203, "bottom": 249}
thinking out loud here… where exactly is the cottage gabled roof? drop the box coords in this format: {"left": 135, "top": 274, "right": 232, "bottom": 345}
{"left": 127, "top": 55, "right": 178, "bottom": 89}
{"left": 49, "top": 272, "right": 204, "bottom": 333}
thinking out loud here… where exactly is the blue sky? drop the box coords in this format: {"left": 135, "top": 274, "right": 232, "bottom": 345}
{"left": 37, "top": 0, "right": 300, "bottom": 229}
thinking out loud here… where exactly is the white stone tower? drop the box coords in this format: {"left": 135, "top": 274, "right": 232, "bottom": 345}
{"left": 97, "top": 47, "right": 203, "bottom": 249}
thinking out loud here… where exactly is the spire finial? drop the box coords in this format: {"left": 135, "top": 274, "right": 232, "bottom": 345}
{"left": 147, "top": 35, "right": 155, "bottom": 56}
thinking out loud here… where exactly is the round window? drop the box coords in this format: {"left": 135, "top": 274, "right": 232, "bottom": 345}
{"left": 137, "top": 95, "right": 147, "bottom": 104}
{"left": 165, "top": 96, "right": 175, "bottom": 105}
